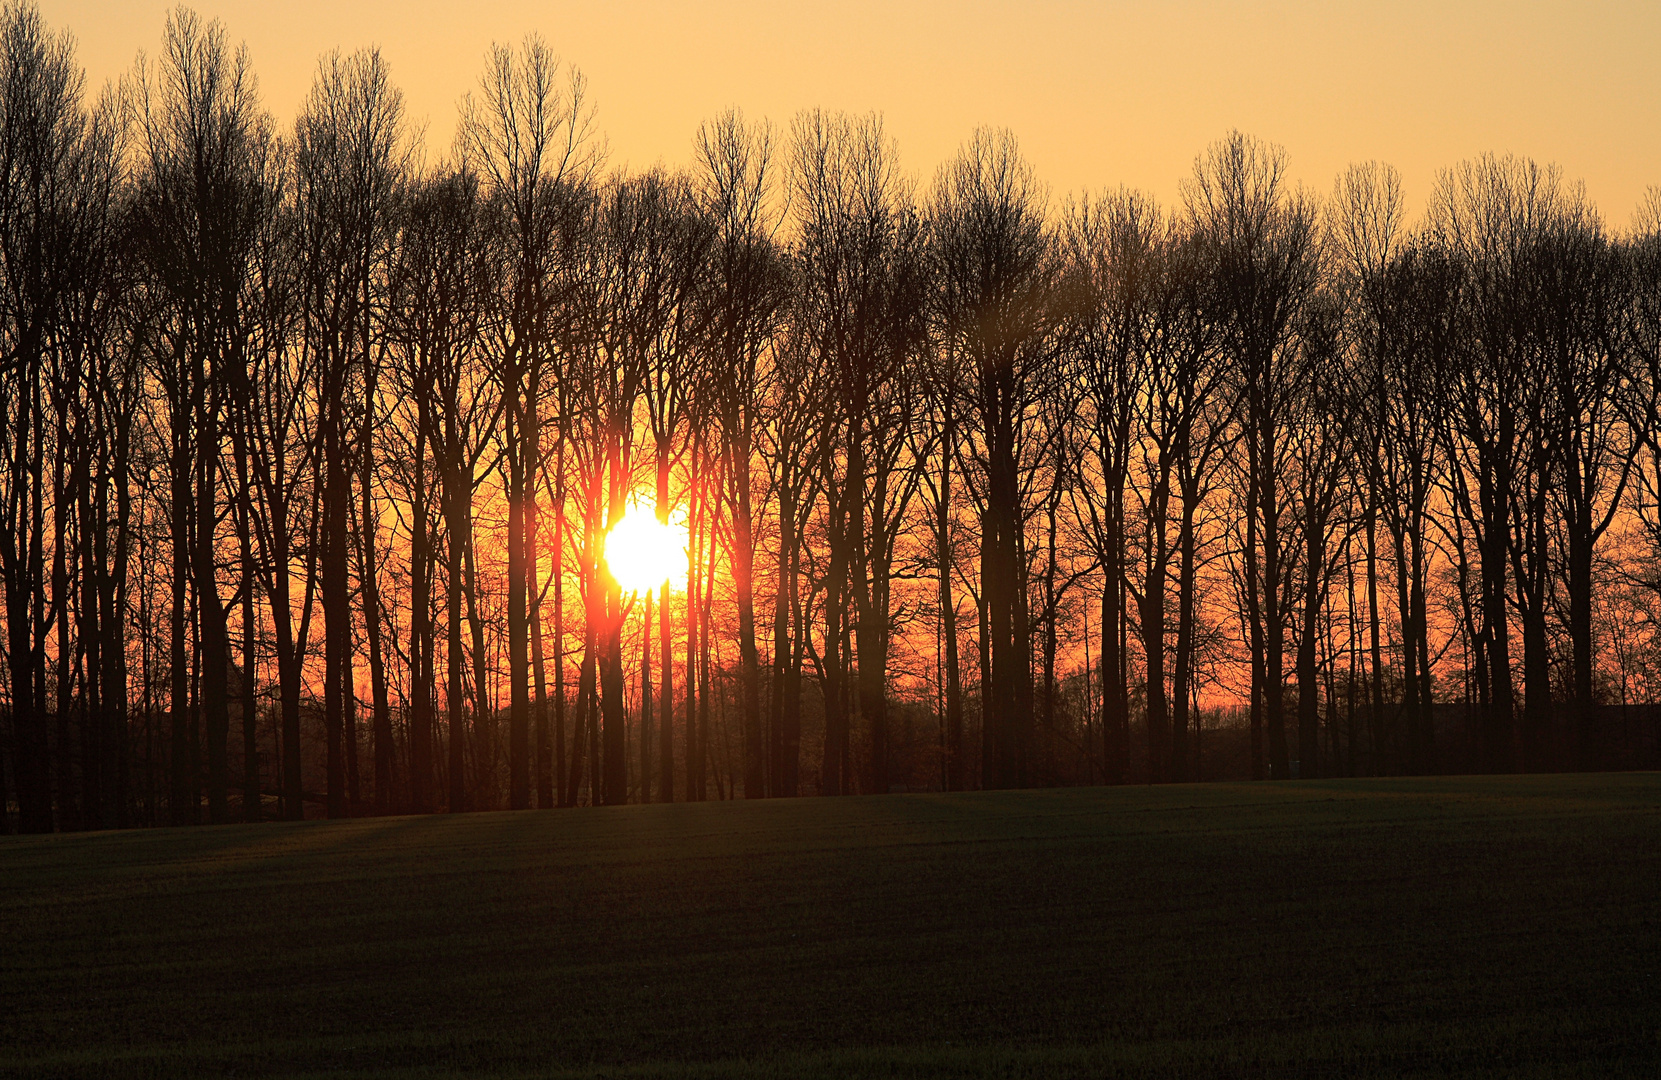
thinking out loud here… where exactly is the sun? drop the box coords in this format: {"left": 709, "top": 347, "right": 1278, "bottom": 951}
{"left": 603, "top": 502, "right": 689, "bottom": 594}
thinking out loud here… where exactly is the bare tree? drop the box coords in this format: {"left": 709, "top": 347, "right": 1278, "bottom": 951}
{"left": 930, "top": 127, "right": 1060, "bottom": 789}
{"left": 1184, "top": 131, "right": 1321, "bottom": 780}
{"left": 460, "top": 34, "right": 597, "bottom": 811}
{"left": 292, "top": 47, "right": 404, "bottom": 817}
{"left": 130, "top": 9, "right": 275, "bottom": 823}
{"left": 0, "top": 2, "right": 128, "bottom": 831}
{"left": 697, "top": 109, "right": 788, "bottom": 797}
{"left": 1534, "top": 202, "right": 1638, "bottom": 770}
{"left": 1428, "top": 154, "right": 1570, "bottom": 772}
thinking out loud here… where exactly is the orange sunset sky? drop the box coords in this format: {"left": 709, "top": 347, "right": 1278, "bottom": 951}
{"left": 35, "top": 1, "right": 1661, "bottom": 226}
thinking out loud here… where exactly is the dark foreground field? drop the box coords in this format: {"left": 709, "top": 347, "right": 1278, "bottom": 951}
{"left": 2, "top": 775, "right": 1658, "bottom": 1079}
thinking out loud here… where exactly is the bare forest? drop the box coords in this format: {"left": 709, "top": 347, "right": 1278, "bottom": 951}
{"left": 6, "top": 4, "right": 1661, "bottom": 833}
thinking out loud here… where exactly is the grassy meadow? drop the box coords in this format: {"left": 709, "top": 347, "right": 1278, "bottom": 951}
{"left": 2, "top": 774, "right": 1658, "bottom": 1078}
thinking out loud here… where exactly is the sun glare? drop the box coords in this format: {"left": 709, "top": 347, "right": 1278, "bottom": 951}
{"left": 604, "top": 503, "right": 689, "bottom": 594}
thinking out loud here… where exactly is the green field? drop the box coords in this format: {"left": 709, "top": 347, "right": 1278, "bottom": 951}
{"left": 2, "top": 775, "right": 1658, "bottom": 1079}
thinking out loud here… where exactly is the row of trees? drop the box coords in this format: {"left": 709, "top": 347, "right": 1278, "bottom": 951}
{"left": 4, "top": 4, "right": 1660, "bottom": 833}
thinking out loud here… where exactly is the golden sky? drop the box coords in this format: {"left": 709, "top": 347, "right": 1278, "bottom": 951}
{"left": 38, "top": 0, "right": 1661, "bottom": 226}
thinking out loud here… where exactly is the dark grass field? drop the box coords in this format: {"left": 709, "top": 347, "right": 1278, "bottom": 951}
{"left": 2, "top": 774, "right": 1658, "bottom": 1079}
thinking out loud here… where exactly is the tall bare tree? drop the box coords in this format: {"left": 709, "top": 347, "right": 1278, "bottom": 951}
{"left": 460, "top": 35, "right": 596, "bottom": 811}
{"left": 1185, "top": 131, "right": 1321, "bottom": 780}
{"left": 130, "top": 9, "right": 275, "bottom": 823}
{"left": 931, "top": 128, "right": 1061, "bottom": 789}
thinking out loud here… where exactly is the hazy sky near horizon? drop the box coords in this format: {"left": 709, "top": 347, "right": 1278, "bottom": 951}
{"left": 35, "top": 1, "right": 1661, "bottom": 226}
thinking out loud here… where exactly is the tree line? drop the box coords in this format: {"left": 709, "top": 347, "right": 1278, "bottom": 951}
{"left": 4, "top": 4, "right": 1661, "bottom": 833}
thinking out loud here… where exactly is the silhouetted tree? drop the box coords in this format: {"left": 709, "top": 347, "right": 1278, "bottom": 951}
{"left": 931, "top": 128, "right": 1060, "bottom": 789}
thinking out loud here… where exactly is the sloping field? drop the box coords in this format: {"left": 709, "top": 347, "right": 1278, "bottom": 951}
{"left": 2, "top": 775, "right": 1658, "bottom": 1079}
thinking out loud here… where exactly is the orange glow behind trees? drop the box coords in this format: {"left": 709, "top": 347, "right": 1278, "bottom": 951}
{"left": 9, "top": 3, "right": 1661, "bottom": 835}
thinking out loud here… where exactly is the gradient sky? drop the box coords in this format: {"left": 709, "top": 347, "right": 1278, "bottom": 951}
{"left": 37, "top": 1, "right": 1661, "bottom": 227}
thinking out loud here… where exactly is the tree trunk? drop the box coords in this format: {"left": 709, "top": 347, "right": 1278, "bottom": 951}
{"left": 731, "top": 437, "right": 765, "bottom": 798}
{"left": 553, "top": 451, "right": 568, "bottom": 808}
{"left": 361, "top": 417, "right": 393, "bottom": 815}
{"left": 937, "top": 437, "right": 964, "bottom": 792}
{"left": 1142, "top": 470, "right": 1171, "bottom": 784}
{"left": 600, "top": 433, "right": 628, "bottom": 807}
{"left": 408, "top": 420, "right": 434, "bottom": 813}
{"left": 1262, "top": 421, "right": 1289, "bottom": 781}
{"left": 170, "top": 389, "right": 195, "bottom": 826}
{"left": 566, "top": 630, "right": 594, "bottom": 806}
{"left": 508, "top": 393, "right": 531, "bottom": 811}
{"left": 1481, "top": 465, "right": 1517, "bottom": 773}
{"left": 529, "top": 486, "right": 552, "bottom": 809}
{"left": 686, "top": 471, "right": 704, "bottom": 800}
{"left": 463, "top": 503, "right": 494, "bottom": 808}
{"left": 657, "top": 450, "right": 674, "bottom": 803}
{"left": 639, "top": 588, "right": 653, "bottom": 802}
{"left": 1297, "top": 505, "right": 1325, "bottom": 779}
{"left": 323, "top": 411, "right": 350, "bottom": 820}
{"left": 446, "top": 469, "right": 469, "bottom": 813}
{"left": 1172, "top": 476, "right": 1199, "bottom": 785}
{"left": 238, "top": 444, "right": 260, "bottom": 822}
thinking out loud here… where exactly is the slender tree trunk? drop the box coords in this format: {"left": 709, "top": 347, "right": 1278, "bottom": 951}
{"left": 1297, "top": 505, "right": 1326, "bottom": 779}
{"left": 1346, "top": 551, "right": 1360, "bottom": 778}
{"left": 361, "top": 418, "right": 393, "bottom": 815}
{"left": 238, "top": 448, "right": 259, "bottom": 822}
{"left": 1172, "top": 475, "right": 1199, "bottom": 785}
{"left": 1103, "top": 495, "right": 1128, "bottom": 786}
{"left": 345, "top": 644, "right": 361, "bottom": 813}
{"left": 655, "top": 446, "right": 674, "bottom": 803}
{"left": 989, "top": 431, "right": 1021, "bottom": 790}
{"left": 1366, "top": 501, "right": 1385, "bottom": 774}
{"left": 408, "top": 421, "right": 434, "bottom": 813}
{"left": 857, "top": 475, "right": 892, "bottom": 795}
{"left": 566, "top": 629, "right": 594, "bottom": 806}
{"left": 508, "top": 394, "right": 531, "bottom": 810}
{"left": 640, "top": 589, "right": 653, "bottom": 802}
{"left": 79, "top": 460, "right": 103, "bottom": 829}
{"left": 1389, "top": 524, "right": 1417, "bottom": 771}
{"left": 1481, "top": 464, "right": 1517, "bottom": 773}
{"left": 463, "top": 503, "right": 494, "bottom": 807}
{"left": 1411, "top": 520, "right": 1435, "bottom": 771}
{"left": 785, "top": 536, "right": 805, "bottom": 797}
{"left": 198, "top": 401, "right": 231, "bottom": 826}
{"left": 1245, "top": 461, "right": 1265, "bottom": 782}
{"left": 54, "top": 443, "right": 77, "bottom": 830}
{"left": 978, "top": 578, "right": 990, "bottom": 789}
{"left": 529, "top": 376, "right": 552, "bottom": 809}
{"left": 273, "top": 490, "right": 304, "bottom": 822}
{"left": 553, "top": 450, "right": 568, "bottom": 807}
{"left": 4, "top": 353, "right": 49, "bottom": 832}
{"left": 446, "top": 470, "right": 469, "bottom": 813}
{"left": 822, "top": 468, "right": 849, "bottom": 797}
{"left": 1142, "top": 473, "right": 1171, "bottom": 784}
{"left": 1262, "top": 421, "right": 1289, "bottom": 781}
{"left": 1042, "top": 494, "right": 1059, "bottom": 782}
{"left": 699, "top": 526, "right": 717, "bottom": 798}
{"left": 731, "top": 437, "right": 765, "bottom": 798}
{"left": 937, "top": 435, "right": 964, "bottom": 791}
{"left": 108, "top": 418, "right": 133, "bottom": 827}
{"left": 686, "top": 469, "right": 704, "bottom": 800}
{"left": 323, "top": 412, "right": 350, "bottom": 819}
{"left": 600, "top": 432, "right": 628, "bottom": 806}
{"left": 170, "top": 387, "right": 195, "bottom": 826}
{"left": 1566, "top": 475, "right": 1596, "bottom": 770}
{"left": 529, "top": 492, "right": 552, "bottom": 809}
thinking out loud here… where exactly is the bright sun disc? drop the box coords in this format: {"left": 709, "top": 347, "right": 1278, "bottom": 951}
{"left": 604, "top": 503, "right": 689, "bottom": 594}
